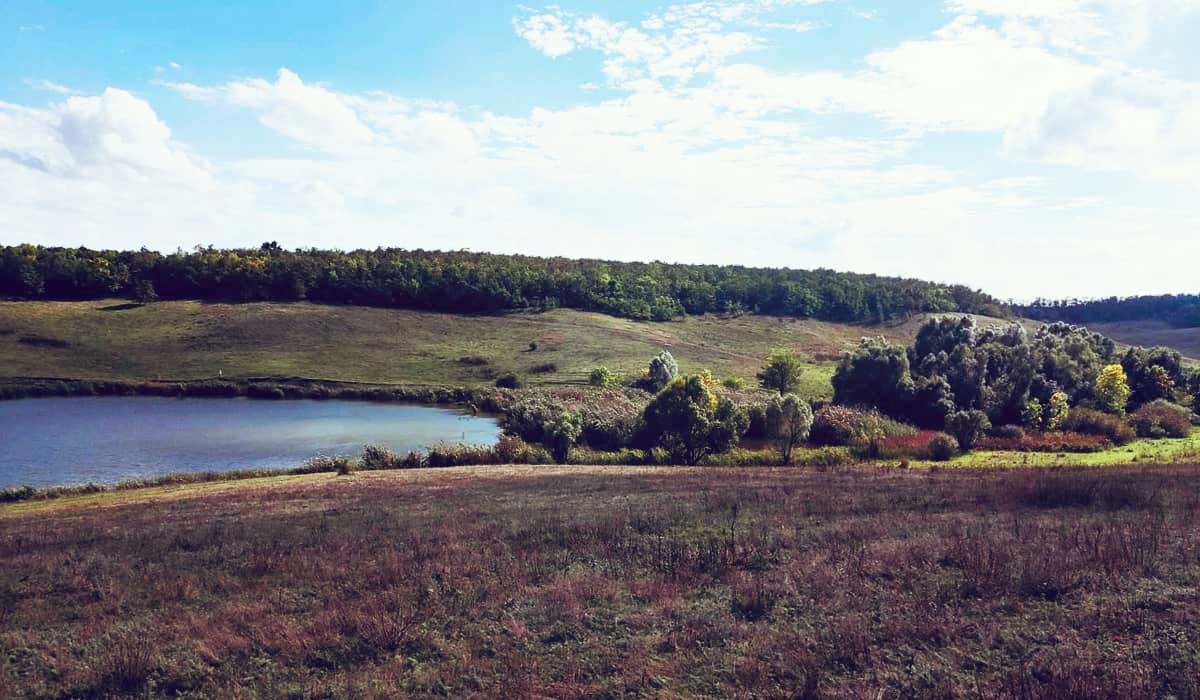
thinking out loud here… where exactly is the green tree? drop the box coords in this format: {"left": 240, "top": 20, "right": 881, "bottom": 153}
{"left": 642, "top": 376, "right": 749, "bottom": 465}
{"left": 757, "top": 349, "right": 805, "bottom": 395}
{"left": 945, "top": 410, "right": 991, "bottom": 451}
{"left": 1095, "top": 364, "right": 1131, "bottom": 415}
{"left": 1021, "top": 398, "right": 1044, "bottom": 430}
{"left": 545, "top": 412, "right": 582, "bottom": 464}
{"left": 765, "top": 393, "right": 813, "bottom": 464}
{"left": 832, "top": 337, "right": 915, "bottom": 419}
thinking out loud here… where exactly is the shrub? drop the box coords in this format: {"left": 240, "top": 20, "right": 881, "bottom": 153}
{"left": 927, "top": 433, "right": 959, "bottom": 461}
{"left": 426, "top": 443, "right": 497, "bottom": 468}
{"left": 648, "top": 350, "right": 679, "bottom": 391}
{"left": 794, "top": 446, "right": 855, "bottom": 468}
{"left": 722, "top": 377, "right": 746, "bottom": 390}
{"left": 589, "top": 366, "right": 621, "bottom": 387}
{"left": 361, "top": 445, "right": 403, "bottom": 470}
{"left": 979, "top": 431, "right": 1111, "bottom": 453}
{"left": 458, "top": 355, "right": 490, "bottom": 366}
{"left": 495, "top": 373, "right": 523, "bottom": 389}
{"left": 810, "top": 405, "right": 917, "bottom": 447}
{"left": 874, "top": 430, "right": 954, "bottom": 460}
{"left": 992, "top": 424, "right": 1026, "bottom": 440}
{"left": 1021, "top": 398, "right": 1044, "bottom": 430}
{"left": 757, "top": 349, "right": 804, "bottom": 394}
{"left": 545, "top": 412, "right": 583, "bottom": 464}
{"left": 1129, "top": 400, "right": 1192, "bottom": 439}
{"left": 1063, "top": 407, "right": 1136, "bottom": 446}
{"left": 946, "top": 410, "right": 992, "bottom": 451}
{"left": 304, "top": 454, "right": 354, "bottom": 473}
{"left": 529, "top": 362, "right": 558, "bottom": 374}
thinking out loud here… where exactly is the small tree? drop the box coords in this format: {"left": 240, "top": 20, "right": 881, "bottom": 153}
{"left": 1095, "top": 364, "right": 1131, "bottom": 415}
{"left": 765, "top": 393, "right": 813, "bottom": 464}
{"left": 545, "top": 412, "right": 582, "bottom": 464}
{"left": 648, "top": 350, "right": 679, "bottom": 391}
{"left": 133, "top": 279, "right": 158, "bottom": 304}
{"left": 757, "top": 349, "right": 805, "bottom": 395}
{"left": 1046, "top": 391, "right": 1070, "bottom": 431}
{"left": 642, "top": 376, "right": 749, "bottom": 465}
{"left": 1021, "top": 398, "right": 1044, "bottom": 430}
{"left": 945, "top": 410, "right": 991, "bottom": 452}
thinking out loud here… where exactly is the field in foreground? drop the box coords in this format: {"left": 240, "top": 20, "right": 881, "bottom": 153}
{"left": 0, "top": 300, "right": 1024, "bottom": 399}
{"left": 3, "top": 465, "right": 1200, "bottom": 698}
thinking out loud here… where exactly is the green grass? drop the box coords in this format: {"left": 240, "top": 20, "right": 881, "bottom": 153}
{"left": 907, "top": 430, "right": 1200, "bottom": 469}
{"left": 0, "top": 300, "right": 1000, "bottom": 400}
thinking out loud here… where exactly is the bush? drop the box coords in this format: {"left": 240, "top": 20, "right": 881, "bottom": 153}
{"left": 589, "top": 366, "right": 621, "bottom": 387}
{"left": 979, "top": 431, "right": 1111, "bottom": 453}
{"left": 495, "top": 373, "right": 523, "bottom": 389}
{"left": 992, "top": 424, "right": 1026, "bottom": 440}
{"left": 304, "top": 454, "right": 354, "bottom": 474}
{"left": 648, "top": 350, "right": 679, "bottom": 391}
{"left": 528, "top": 363, "right": 558, "bottom": 374}
{"left": 946, "top": 410, "right": 992, "bottom": 451}
{"left": 928, "top": 434, "right": 958, "bottom": 461}
{"left": 545, "top": 412, "right": 583, "bottom": 464}
{"left": 810, "top": 405, "right": 917, "bottom": 447}
{"left": 1063, "top": 407, "right": 1136, "bottom": 446}
{"left": 1129, "top": 400, "right": 1192, "bottom": 439}
{"left": 722, "top": 377, "right": 746, "bottom": 390}
{"left": 458, "top": 355, "right": 490, "bottom": 366}
{"left": 874, "top": 430, "right": 955, "bottom": 460}
{"left": 361, "top": 445, "right": 402, "bottom": 470}
{"left": 1095, "top": 363, "right": 1132, "bottom": 415}
{"left": 795, "top": 446, "right": 855, "bottom": 468}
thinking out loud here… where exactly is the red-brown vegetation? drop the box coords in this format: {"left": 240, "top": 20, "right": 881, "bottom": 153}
{"left": 2, "top": 464, "right": 1200, "bottom": 697}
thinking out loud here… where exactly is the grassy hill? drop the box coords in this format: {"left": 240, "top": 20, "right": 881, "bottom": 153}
{"left": 1087, "top": 321, "right": 1200, "bottom": 360}
{"left": 0, "top": 300, "right": 1018, "bottom": 400}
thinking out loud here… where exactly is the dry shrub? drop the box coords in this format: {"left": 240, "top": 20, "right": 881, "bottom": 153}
{"left": 1062, "top": 407, "right": 1136, "bottom": 446}
{"left": 1129, "top": 400, "right": 1192, "bottom": 439}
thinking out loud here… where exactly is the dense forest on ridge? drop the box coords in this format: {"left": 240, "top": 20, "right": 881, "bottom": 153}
{"left": 1020, "top": 295, "right": 1200, "bottom": 328}
{"left": 0, "top": 244, "right": 1004, "bottom": 324}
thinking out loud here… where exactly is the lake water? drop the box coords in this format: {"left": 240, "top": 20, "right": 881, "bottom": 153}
{"left": 0, "top": 396, "right": 502, "bottom": 488}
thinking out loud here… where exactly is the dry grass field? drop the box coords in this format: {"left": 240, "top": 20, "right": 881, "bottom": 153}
{"left": 2, "top": 464, "right": 1199, "bottom": 698}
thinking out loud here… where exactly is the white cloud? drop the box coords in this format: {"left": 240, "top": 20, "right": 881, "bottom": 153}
{"left": 24, "top": 79, "right": 81, "bottom": 96}
{"left": 163, "top": 69, "right": 375, "bottom": 153}
{"left": 3, "top": 1, "right": 1200, "bottom": 300}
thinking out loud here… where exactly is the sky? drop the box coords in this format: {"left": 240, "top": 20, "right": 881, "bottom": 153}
{"left": 1, "top": 1, "right": 1198, "bottom": 302}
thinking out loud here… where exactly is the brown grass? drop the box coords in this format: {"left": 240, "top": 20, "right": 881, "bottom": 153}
{"left": 2, "top": 463, "right": 1200, "bottom": 697}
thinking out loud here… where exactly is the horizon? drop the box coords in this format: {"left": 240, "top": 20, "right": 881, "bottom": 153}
{"left": 3, "top": 1, "right": 1199, "bottom": 301}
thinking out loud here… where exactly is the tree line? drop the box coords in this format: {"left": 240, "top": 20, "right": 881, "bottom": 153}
{"left": 1019, "top": 295, "right": 1200, "bottom": 329}
{"left": 0, "top": 244, "right": 1004, "bottom": 324}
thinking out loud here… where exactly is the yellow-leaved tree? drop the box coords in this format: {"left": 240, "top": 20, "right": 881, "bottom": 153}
{"left": 1095, "top": 364, "right": 1131, "bottom": 415}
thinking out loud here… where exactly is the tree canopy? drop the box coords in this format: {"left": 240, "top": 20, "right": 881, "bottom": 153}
{"left": 0, "top": 244, "right": 1004, "bottom": 324}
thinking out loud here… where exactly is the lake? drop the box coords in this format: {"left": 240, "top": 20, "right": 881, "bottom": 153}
{"left": 0, "top": 396, "right": 502, "bottom": 488}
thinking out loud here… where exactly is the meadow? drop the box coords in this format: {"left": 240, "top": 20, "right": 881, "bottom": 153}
{"left": 0, "top": 300, "right": 1024, "bottom": 400}
{"left": 2, "top": 464, "right": 1199, "bottom": 698}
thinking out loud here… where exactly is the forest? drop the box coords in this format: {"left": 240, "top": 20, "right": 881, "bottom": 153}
{"left": 1020, "top": 295, "right": 1200, "bottom": 328}
{"left": 0, "top": 244, "right": 1003, "bottom": 324}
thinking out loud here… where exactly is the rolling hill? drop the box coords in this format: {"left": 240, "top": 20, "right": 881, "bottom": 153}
{"left": 0, "top": 300, "right": 1022, "bottom": 400}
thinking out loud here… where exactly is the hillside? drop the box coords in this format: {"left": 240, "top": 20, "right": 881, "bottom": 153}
{"left": 1087, "top": 321, "right": 1200, "bottom": 361}
{"left": 0, "top": 300, "right": 1017, "bottom": 400}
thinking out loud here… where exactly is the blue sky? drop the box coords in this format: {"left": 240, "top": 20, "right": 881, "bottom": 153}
{"left": 2, "top": 1, "right": 1198, "bottom": 300}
